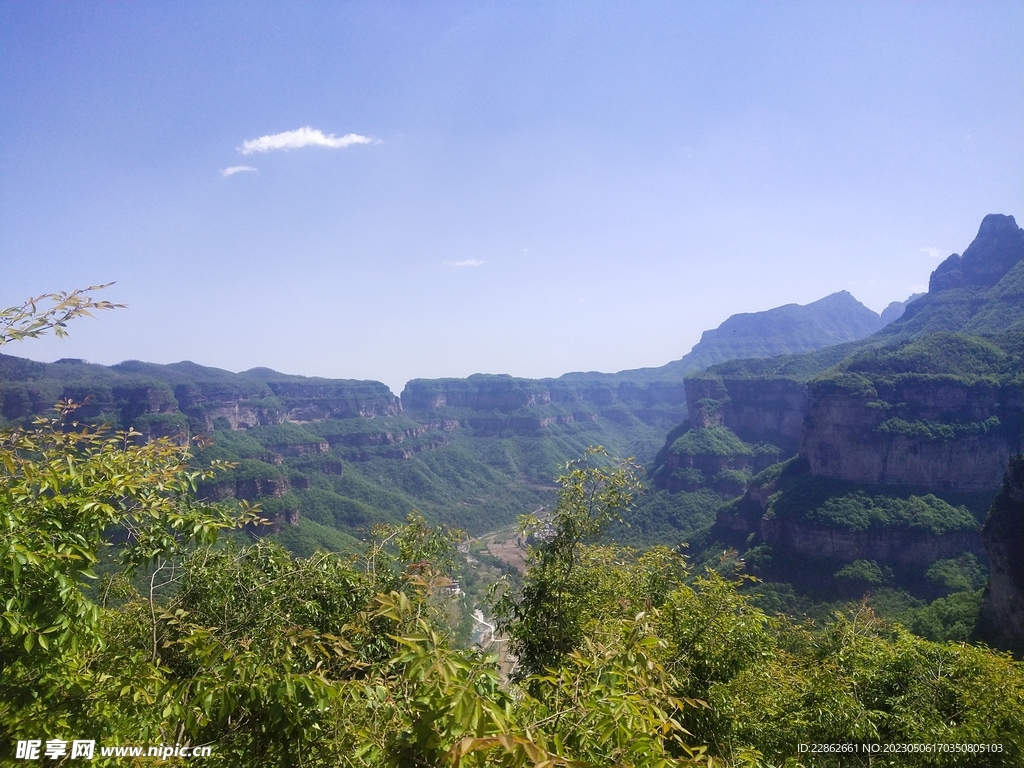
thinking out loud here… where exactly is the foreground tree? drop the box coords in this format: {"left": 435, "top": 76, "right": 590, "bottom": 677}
{"left": 0, "top": 289, "right": 247, "bottom": 748}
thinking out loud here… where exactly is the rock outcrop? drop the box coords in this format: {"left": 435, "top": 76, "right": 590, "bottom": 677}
{"left": 978, "top": 455, "right": 1024, "bottom": 655}
{"left": 201, "top": 474, "right": 291, "bottom": 502}
{"left": 929, "top": 214, "right": 1024, "bottom": 294}
{"left": 891, "top": 214, "right": 1024, "bottom": 336}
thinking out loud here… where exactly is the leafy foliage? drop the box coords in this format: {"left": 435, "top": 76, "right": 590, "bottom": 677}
{"left": 875, "top": 415, "right": 1001, "bottom": 441}
{"left": 926, "top": 553, "right": 988, "bottom": 592}
{"left": 762, "top": 472, "right": 978, "bottom": 535}
{"left": 844, "top": 332, "right": 1015, "bottom": 377}
{"left": 493, "top": 448, "right": 646, "bottom": 677}
{"left": 670, "top": 427, "right": 751, "bottom": 458}
{"left": 0, "top": 284, "right": 124, "bottom": 346}
{"left": 716, "top": 608, "right": 1024, "bottom": 766}
{"left": 0, "top": 403, "right": 251, "bottom": 747}
{"left": 834, "top": 559, "right": 892, "bottom": 586}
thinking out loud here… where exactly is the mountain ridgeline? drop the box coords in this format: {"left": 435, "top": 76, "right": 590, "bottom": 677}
{"left": 658, "top": 214, "right": 1024, "bottom": 490}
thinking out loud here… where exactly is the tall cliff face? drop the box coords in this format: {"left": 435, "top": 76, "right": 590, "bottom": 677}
{"left": 399, "top": 374, "right": 689, "bottom": 437}
{"left": 801, "top": 373, "right": 1020, "bottom": 490}
{"left": 400, "top": 374, "right": 688, "bottom": 416}
{"left": 978, "top": 455, "right": 1024, "bottom": 655}
{"left": 716, "top": 457, "right": 984, "bottom": 574}
{"left": 684, "top": 375, "right": 807, "bottom": 453}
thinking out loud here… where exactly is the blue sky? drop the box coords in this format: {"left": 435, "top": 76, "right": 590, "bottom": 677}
{"left": 2, "top": 1, "right": 1022, "bottom": 392}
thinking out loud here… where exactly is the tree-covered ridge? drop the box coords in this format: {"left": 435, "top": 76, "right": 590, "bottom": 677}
{"left": 688, "top": 330, "right": 1024, "bottom": 386}
{"left": 833, "top": 330, "right": 1024, "bottom": 382}
{"left": 669, "top": 425, "right": 752, "bottom": 458}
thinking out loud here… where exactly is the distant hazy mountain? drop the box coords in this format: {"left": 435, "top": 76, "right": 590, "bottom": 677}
{"left": 581, "top": 289, "right": 901, "bottom": 383}
{"left": 880, "top": 293, "right": 925, "bottom": 325}
{"left": 674, "top": 290, "right": 887, "bottom": 370}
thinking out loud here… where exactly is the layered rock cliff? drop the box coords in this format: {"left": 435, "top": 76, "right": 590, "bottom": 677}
{"left": 0, "top": 355, "right": 402, "bottom": 431}
{"left": 802, "top": 369, "right": 1020, "bottom": 490}
{"left": 400, "top": 373, "right": 687, "bottom": 426}
{"left": 683, "top": 375, "right": 807, "bottom": 453}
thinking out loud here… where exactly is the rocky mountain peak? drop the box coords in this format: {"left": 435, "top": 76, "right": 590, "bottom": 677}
{"left": 929, "top": 214, "right": 1024, "bottom": 293}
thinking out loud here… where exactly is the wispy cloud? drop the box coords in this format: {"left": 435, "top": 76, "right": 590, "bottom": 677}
{"left": 920, "top": 247, "right": 942, "bottom": 259}
{"left": 220, "top": 165, "right": 258, "bottom": 177}
{"left": 445, "top": 259, "right": 484, "bottom": 267}
{"left": 239, "top": 127, "right": 379, "bottom": 155}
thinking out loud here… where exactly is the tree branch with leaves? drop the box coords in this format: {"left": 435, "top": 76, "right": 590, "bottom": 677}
{"left": 0, "top": 283, "right": 125, "bottom": 345}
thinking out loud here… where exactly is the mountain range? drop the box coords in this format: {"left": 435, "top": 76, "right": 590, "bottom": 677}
{"left": 1, "top": 249, "right": 921, "bottom": 545}
{"left": 2, "top": 213, "right": 1022, "bottom": 651}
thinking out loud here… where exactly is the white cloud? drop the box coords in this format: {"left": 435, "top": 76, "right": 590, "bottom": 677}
{"left": 220, "top": 165, "right": 258, "bottom": 177}
{"left": 920, "top": 247, "right": 942, "bottom": 259}
{"left": 239, "top": 127, "right": 379, "bottom": 155}
{"left": 445, "top": 259, "right": 484, "bottom": 267}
